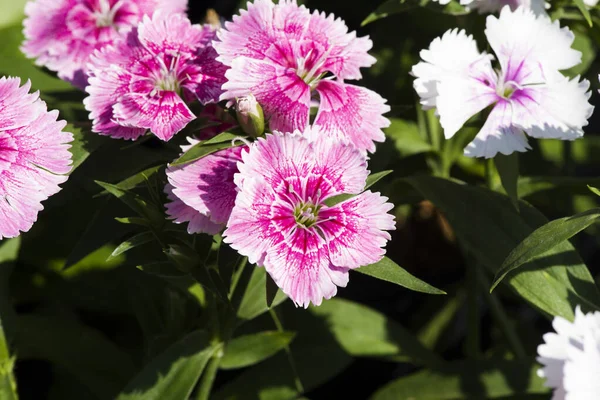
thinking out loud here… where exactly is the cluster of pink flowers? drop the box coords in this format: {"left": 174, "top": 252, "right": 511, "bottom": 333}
{"left": 19, "top": 0, "right": 396, "bottom": 307}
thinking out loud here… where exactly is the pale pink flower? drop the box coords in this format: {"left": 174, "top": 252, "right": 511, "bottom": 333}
{"left": 0, "top": 77, "right": 73, "bottom": 239}
{"left": 84, "top": 12, "right": 227, "bottom": 141}
{"left": 22, "top": 0, "right": 187, "bottom": 89}
{"left": 412, "top": 7, "right": 593, "bottom": 158}
{"left": 537, "top": 306, "right": 600, "bottom": 400}
{"left": 165, "top": 138, "right": 244, "bottom": 235}
{"left": 223, "top": 132, "right": 395, "bottom": 307}
{"left": 213, "top": 0, "right": 390, "bottom": 153}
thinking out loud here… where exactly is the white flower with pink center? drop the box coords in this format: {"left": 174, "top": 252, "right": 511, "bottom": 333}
{"left": 537, "top": 306, "right": 600, "bottom": 400}
{"left": 412, "top": 6, "right": 593, "bottom": 158}
{"left": 434, "top": 0, "right": 546, "bottom": 14}
{"left": 223, "top": 132, "right": 396, "bottom": 308}
{"left": 84, "top": 13, "right": 228, "bottom": 141}
{"left": 213, "top": 0, "right": 390, "bottom": 153}
{"left": 0, "top": 77, "right": 73, "bottom": 239}
{"left": 22, "top": 0, "right": 187, "bottom": 88}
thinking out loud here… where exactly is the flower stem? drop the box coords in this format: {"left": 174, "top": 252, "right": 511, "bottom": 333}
{"left": 195, "top": 352, "right": 222, "bottom": 400}
{"left": 269, "top": 308, "right": 304, "bottom": 394}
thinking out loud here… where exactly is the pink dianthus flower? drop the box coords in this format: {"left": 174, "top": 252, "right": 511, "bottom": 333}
{"left": 213, "top": 0, "right": 390, "bottom": 153}
{"left": 84, "top": 12, "right": 228, "bottom": 141}
{"left": 223, "top": 131, "right": 396, "bottom": 307}
{"left": 165, "top": 138, "right": 244, "bottom": 235}
{"left": 0, "top": 77, "right": 73, "bottom": 239}
{"left": 22, "top": 0, "right": 187, "bottom": 89}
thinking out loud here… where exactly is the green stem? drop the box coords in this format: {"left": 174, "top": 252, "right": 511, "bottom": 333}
{"left": 195, "top": 351, "right": 222, "bottom": 400}
{"left": 477, "top": 270, "right": 527, "bottom": 359}
{"left": 484, "top": 158, "right": 495, "bottom": 189}
{"left": 466, "top": 261, "right": 480, "bottom": 359}
{"left": 269, "top": 309, "right": 304, "bottom": 394}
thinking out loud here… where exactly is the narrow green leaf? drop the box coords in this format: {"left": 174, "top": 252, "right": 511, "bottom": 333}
{"left": 16, "top": 314, "right": 136, "bottom": 400}
{"left": 403, "top": 176, "right": 600, "bottom": 319}
{"left": 574, "top": 0, "right": 593, "bottom": 26}
{"left": 116, "top": 330, "right": 219, "bottom": 400}
{"left": 362, "top": 0, "right": 420, "bottom": 25}
{"left": 517, "top": 176, "right": 600, "bottom": 198}
{"left": 494, "top": 152, "right": 519, "bottom": 211}
{"left": 95, "top": 181, "right": 163, "bottom": 225}
{"left": 589, "top": 185, "right": 600, "bottom": 197}
{"left": 491, "top": 208, "right": 600, "bottom": 293}
{"left": 68, "top": 125, "right": 107, "bottom": 173}
{"left": 110, "top": 231, "right": 155, "bottom": 259}
{"left": 115, "top": 217, "right": 151, "bottom": 227}
{"left": 310, "top": 299, "right": 443, "bottom": 367}
{"left": 324, "top": 170, "right": 393, "bottom": 207}
{"left": 170, "top": 132, "right": 244, "bottom": 166}
{"left": 0, "top": 238, "right": 20, "bottom": 400}
{"left": 355, "top": 256, "right": 446, "bottom": 295}
{"left": 266, "top": 273, "right": 279, "bottom": 308}
{"left": 220, "top": 331, "right": 295, "bottom": 370}
{"left": 98, "top": 165, "right": 162, "bottom": 195}
{"left": 237, "top": 268, "right": 287, "bottom": 321}
{"left": 372, "top": 359, "right": 546, "bottom": 400}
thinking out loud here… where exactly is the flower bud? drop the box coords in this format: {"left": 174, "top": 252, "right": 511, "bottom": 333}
{"left": 235, "top": 95, "right": 264, "bottom": 137}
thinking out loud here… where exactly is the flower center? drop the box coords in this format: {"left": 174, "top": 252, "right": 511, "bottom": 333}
{"left": 94, "top": 0, "right": 116, "bottom": 27}
{"left": 156, "top": 70, "right": 180, "bottom": 92}
{"left": 296, "top": 48, "right": 332, "bottom": 87}
{"left": 496, "top": 76, "right": 520, "bottom": 100}
{"left": 293, "top": 201, "right": 320, "bottom": 228}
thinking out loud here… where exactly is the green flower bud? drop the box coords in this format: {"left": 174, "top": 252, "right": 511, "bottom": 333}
{"left": 235, "top": 95, "right": 265, "bottom": 137}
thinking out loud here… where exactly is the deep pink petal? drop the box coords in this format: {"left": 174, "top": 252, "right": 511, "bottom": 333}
{"left": 113, "top": 91, "right": 194, "bottom": 141}
{"left": 319, "top": 191, "right": 395, "bottom": 269}
{"left": 314, "top": 80, "right": 390, "bottom": 153}
{"left": 164, "top": 184, "right": 222, "bottom": 235}
{"left": 264, "top": 227, "right": 344, "bottom": 308}
{"left": 167, "top": 146, "right": 244, "bottom": 225}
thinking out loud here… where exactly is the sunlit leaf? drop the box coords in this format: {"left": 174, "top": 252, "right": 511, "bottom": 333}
{"left": 220, "top": 331, "right": 295, "bottom": 370}
{"left": 170, "top": 132, "right": 244, "bottom": 166}
{"left": 355, "top": 256, "right": 446, "bottom": 295}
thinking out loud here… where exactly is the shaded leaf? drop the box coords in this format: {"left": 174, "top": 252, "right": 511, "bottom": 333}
{"left": 371, "top": 359, "right": 547, "bottom": 400}
{"left": 491, "top": 208, "right": 600, "bottom": 294}
{"left": 110, "top": 231, "right": 156, "bottom": 259}
{"left": 117, "top": 330, "right": 219, "bottom": 400}
{"left": 68, "top": 125, "right": 107, "bottom": 174}
{"left": 385, "top": 118, "right": 434, "bottom": 158}
{"left": 518, "top": 176, "right": 600, "bottom": 198}
{"left": 494, "top": 152, "right": 519, "bottom": 211}
{"left": 310, "top": 298, "right": 443, "bottom": 367}
{"left": 220, "top": 331, "right": 295, "bottom": 370}
{"left": 16, "top": 314, "right": 136, "bottom": 400}
{"left": 266, "top": 273, "right": 279, "bottom": 308}
{"left": 574, "top": 0, "right": 593, "bottom": 26}
{"left": 355, "top": 256, "right": 446, "bottom": 295}
{"left": 170, "top": 132, "right": 244, "bottom": 166}
{"left": 403, "top": 176, "right": 600, "bottom": 319}
{"left": 238, "top": 268, "right": 287, "bottom": 321}
{"left": 362, "top": 0, "right": 421, "bottom": 25}
{"left": 0, "top": 238, "right": 20, "bottom": 400}
{"left": 95, "top": 181, "right": 164, "bottom": 226}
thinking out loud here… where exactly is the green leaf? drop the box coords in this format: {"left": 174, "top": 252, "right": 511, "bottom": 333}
{"left": 237, "top": 268, "right": 287, "bottom": 321}
{"left": 517, "top": 176, "right": 600, "bottom": 198}
{"left": 110, "top": 231, "right": 156, "bottom": 259}
{"left": 564, "top": 30, "right": 595, "bottom": 77}
{"left": 220, "top": 331, "right": 296, "bottom": 370}
{"left": 115, "top": 217, "right": 152, "bottom": 227}
{"left": 266, "top": 273, "right": 279, "bottom": 308}
{"left": 589, "top": 185, "right": 600, "bottom": 197}
{"left": 99, "top": 165, "right": 163, "bottom": 194}
{"left": 310, "top": 299, "right": 443, "bottom": 367}
{"left": 574, "top": 0, "right": 593, "bottom": 26}
{"left": 68, "top": 125, "right": 107, "bottom": 173}
{"left": 95, "top": 181, "right": 164, "bottom": 226}
{"left": 491, "top": 208, "right": 600, "bottom": 294}
{"left": 170, "top": 132, "right": 244, "bottom": 166}
{"left": 324, "top": 170, "right": 393, "bottom": 207}
{"left": 371, "top": 359, "right": 547, "bottom": 400}
{"left": 362, "top": 0, "right": 421, "bottom": 25}
{"left": 117, "top": 330, "right": 219, "bottom": 400}
{"left": 403, "top": 176, "right": 600, "bottom": 319}
{"left": 355, "top": 256, "right": 446, "bottom": 295}
{"left": 0, "top": 238, "right": 20, "bottom": 400}
{"left": 16, "top": 314, "right": 136, "bottom": 400}
{"left": 0, "top": 0, "right": 26, "bottom": 30}
{"left": 494, "top": 152, "right": 519, "bottom": 211}
{"left": 385, "top": 118, "right": 434, "bottom": 158}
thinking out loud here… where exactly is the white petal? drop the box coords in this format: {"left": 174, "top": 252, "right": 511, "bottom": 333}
{"left": 464, "top": 101, "right": 530, "bottom": 158}
{"left": 485, "top": 6, "right": 580, "bottom": 79}
{"left": 511, "top": 76, "right": 593, "bottom": 140}
{"left": 436, "top": 71, "right": 498, "bottom": 139}
{"left": 411, "top": 28, "right": 489, "bottom": 109}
